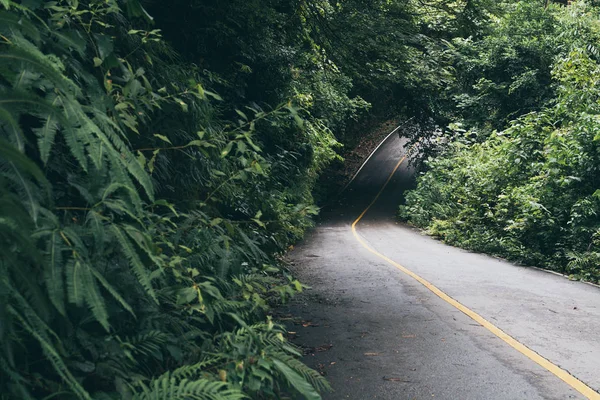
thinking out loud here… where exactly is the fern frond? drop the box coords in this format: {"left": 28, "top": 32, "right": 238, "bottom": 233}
{"left": 271, "top": 353, "right": 331, "bottom": 393}
{"left": 43, "top": 230, "right": 66, "bottom": 315}
{"left": 122, "top": 224, "right": 164, "bottom": 268}
{"left": 5, "top": 286, "right": 91, "bottom": 400}
{"left": 0, "top": 43, "right": 80, "bottom": 95}
{"left": 56, "top": 96, "right": 90, "bottom": 171}
{"left": 0, "top": 354, "right": 35, "bottom": 400}
{"left": 120, "top": 331, "right": 168, "bottom": 359}
{"left": 88, "top": 264, "right": 135, "bottom": 318}
{"left": 272, "top": 358, "right": 323, "bottom": 400}
{"left": 9, "top": 159, "right": 38, "bottom": 222}
{"left": 0, "top": 138, "right": 50, "bottom": 220}
{"left": 132, "top": 374, "right": 246, "bottom": 400}
{"left": 170, "top": 359, "right": 225, "bottom": 380}
{"left": 237, "top": 230, "right": 267, "bottom": 262}
{"left": 105, "top": 149, "right": 144, "bottom": 212}
{"left": 0, "top": 10, "right": 41, "bottom": 43}
{"left": 81, "top": 106, "right": 155, "bottom": 201}
{"left": 85, "top": 210, "right": 106, "bottom": 252}
{"left": 80, "top": 262, "right": 110, "bottom": 331}
{"left": 66, "top": 259, "right": 85, "bottom": 307}
{"left": 33, "top": 106, "right": 59, "bottom": 164}
{"left": 9, "top": 307, "right": 91, "bottom": 399}
{"left": 110, "top": 224, "right": 158, "bottom": 303}
{"left": 0, "top": 106, "right": 25, "bottom": 151}
{"left": 103, "top": 198, "right": 143, "bottom": 224}
{"left": 62, "top": 226, "right": 89, "bottom": 258}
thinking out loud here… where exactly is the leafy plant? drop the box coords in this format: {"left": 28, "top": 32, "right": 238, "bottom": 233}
{"left": 0, "top": 0, "right": 336, "bottom": 398}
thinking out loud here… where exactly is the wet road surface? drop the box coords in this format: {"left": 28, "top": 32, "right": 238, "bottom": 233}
{"left": 283, "top": 134, "right": 600, "bottom": 399}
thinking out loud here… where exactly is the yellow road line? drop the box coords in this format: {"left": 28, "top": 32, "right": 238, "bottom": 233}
{"left": 351, "top": 140, "right": 600, "bottom": 400}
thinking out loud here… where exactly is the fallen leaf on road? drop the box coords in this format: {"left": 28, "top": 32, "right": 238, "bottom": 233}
{"left": 315, "top": 344, "right": 333, "bottom": 352}
{"left": 316, "top": 363, "right": 327, "bottom": 376}
{"left": 364, "top": 352, "right": 381, "bottom": 356}
{"left": 383, "top": 377, "right": 411, "bottom": 382}
{"left": 303, "top": 343, "right": 333, "bottom": 355}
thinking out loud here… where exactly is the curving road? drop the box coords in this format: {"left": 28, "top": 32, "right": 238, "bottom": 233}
{"left": 284, "top": 133, "right": 600, "bottom": 399}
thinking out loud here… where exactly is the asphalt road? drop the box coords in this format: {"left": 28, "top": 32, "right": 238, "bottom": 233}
{"left": 284, "top": 133, "right": 600, "bottom": 399}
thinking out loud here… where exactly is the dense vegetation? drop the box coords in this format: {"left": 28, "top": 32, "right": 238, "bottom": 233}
{"left": 0, "top": 0, "right": 463, "bottom": 398}
{"left": 0, "top": 0, "right": 352, "bottom": 398}
{"left": 401, "top": 1, "right": 600, "bottom": 283}
{"left": 2, "top": 0, "right": 599, "bottom": 398}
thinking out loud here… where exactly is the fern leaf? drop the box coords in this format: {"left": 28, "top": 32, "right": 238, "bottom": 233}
{"left": 105, "top": 146, "right": 144, "bottom": 212}
{"left": 132, "top": 373, "right": 246, "bottom": 400}
{"left": 110, "top": 224, "right": 158, "bottom": 303}
{"left": 0, "top": 10, "right": 41, "bottom": 43}
{"left": 9, "top": 159, "right": 38, "bottom": 222}
{"left": 81, "top": 263, "right": 110, "bottom": 331}
{"left": 5, "top": 284, "right": 90, "bottom": 399}
{"left": 83, "top": 107, "right": 155, "bottom": 201}
{"left": 0, "top": 45, "right": 80, "bottom": 95}
{"left": 101, "top": 182, "right": 130, "bottom": 201}
{"left": 88, "top": 264, "right": 135, "bottom": 318}
{"left": 272, "top": 353, "right": 331, "bottom": 392}
{"left": 34, "top": 108, "right": 59, "bottom": 164}
{"left": 66, "top": 259, "right": 85, "bottom": 307}
{"left": 0, "top": 105, "right": 25, "bottom": 151}
{"left": 43, "top": 230, "right": 65, "bottom": 315}
{"left": 86, "top": 138, "right": 105, "bottom": 171}
{"left": 6, "top": 305, "right": 91, "bottom": 400}
{"left": 50, "top": 30, "right": 86, "bottom": 57}
{"left": 103, "top": 198, "right": 143, "bottom": 224}
{"left": 0, "top": 137, "right": 49, "bottom": 189}
{"left": 57, "top": 97, "right": 90, "bottom": 171}
{"left": 62, "top": 226, "right": 89, "bottom": 258}
{"left": 272, "top": 358, "right": 322, "bottom": 400}
{"left": 103, "top": 129, "right": 154, "bottom": 201}
{"left": 170, "top": 359, "right": 225, "bottom": 380}
{"left": 86, "top": 211, "right": 106, "bottom": 253}
{"left": 122, "top": 224, "right": 164, "bottom": 268}
{"left": 123, "top": 331, "right": 168, "bottom": 358}
{"left": 123, "top": 151, "right": 155, "bottom": 202}
{"left": 0, "top": 354, "right": 35, "bottom": 400}
{"left": 0, "top": 138, "right": 50, "bottom": 221}
{"left": 0, "top": 90, "right": 88, "bottom": 171}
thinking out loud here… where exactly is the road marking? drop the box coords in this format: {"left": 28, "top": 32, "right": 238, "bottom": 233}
{"left": 350, "top": 138, "right": 600, "bottom": 400}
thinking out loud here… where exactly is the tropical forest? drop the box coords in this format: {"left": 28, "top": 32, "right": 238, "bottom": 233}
{"left": 1, "top": 0, "right": 599, "bottom": 399}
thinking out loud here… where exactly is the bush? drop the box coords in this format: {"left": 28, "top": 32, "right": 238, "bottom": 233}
{"left": 0, "top": 1, "right": 335, "bottom": 398}
{"left": 402, "top": 4, "right": 600, "bottom": 283}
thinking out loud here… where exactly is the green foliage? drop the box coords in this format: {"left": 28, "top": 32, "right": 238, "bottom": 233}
{"left": 0, "top": 0, "right": 336, "bottom": 398}
{"left": 145, "top": 0, "right": 371, "bottom": 138}
{"left": 420, "top": 0, "right": 600, "bottom": 134}
{"left": 8, "top": 0, "right": 599, "bottom": 396}
{"left": 402, "top": 2, "right": 600, "bottom": 283}
{"left": 449, "top": 1, "right": 561, "bottom": 130}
